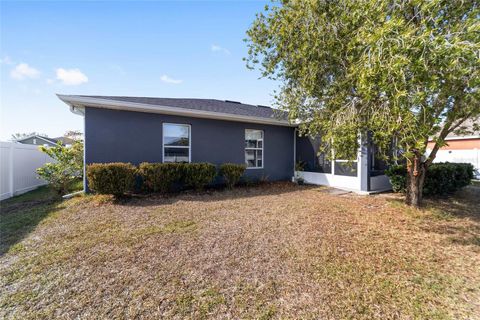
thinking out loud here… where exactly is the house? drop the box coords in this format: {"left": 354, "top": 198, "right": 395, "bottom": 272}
{"left": 426, "top": 119, "right": 480, "bottom": 175}
{"left": 57, "top": 94, "right": 392, "bottom": 193}
{"left": 16, "top": 134, "right": 75, "bottom": 147}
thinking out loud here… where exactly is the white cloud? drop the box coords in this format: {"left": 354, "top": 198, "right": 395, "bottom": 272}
{"left": 211, "top": 44, "right": 230, "bottom": 55}
{"left": 56, "top": 68, "right": 88, "bottom": 85}
{"left": 0, "top": 56, "right": 14, "bottom": 65}
{"left": 160, "top": 74, "right": 182, "bottom": 84}
{"left": 10, "top": 63, "right": 40, "bottom": 80}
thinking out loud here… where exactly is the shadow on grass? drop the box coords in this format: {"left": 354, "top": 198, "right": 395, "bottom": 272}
{"left": 101, "top": 182, "right": 318, "bottom": 208}
{"left": 387, "top": 185, "right": 480, "bottom": 247}
{"left": 0, "top": 186, "right": 63, "bottom": 256}
{"left": 424, "top": 186, "right": 480, "bottom": 220}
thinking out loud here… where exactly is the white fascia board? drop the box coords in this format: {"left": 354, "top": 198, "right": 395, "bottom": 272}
{"left": 57, "top": 94, "right": 295, "bottom": 127}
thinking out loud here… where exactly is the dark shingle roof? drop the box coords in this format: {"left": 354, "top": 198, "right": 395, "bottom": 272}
{"left": 79, "top": 96, "right": 288, "bottom": 121}
{"left": 52, "top": 137, "right": 76, "bottom": 145}
{"left": 16, "top": 135, "right": 56, "bottom": 144}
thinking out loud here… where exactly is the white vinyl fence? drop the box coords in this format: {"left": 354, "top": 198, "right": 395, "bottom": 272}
{"left": 428, "top": 148, "right": 480, "bottom": 171}
{"left": 0, "top": 142, "right": 53, "bottom": 200}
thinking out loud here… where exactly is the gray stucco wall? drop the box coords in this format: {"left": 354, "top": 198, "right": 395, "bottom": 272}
{"left": 84, "top": 107, "right": 295, "bottom": 182}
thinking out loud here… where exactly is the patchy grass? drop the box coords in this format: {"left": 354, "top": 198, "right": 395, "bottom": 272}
{"left": 1, "top": 183, "right": 479, "bottom": 319}
{"left": 0, "top": 186, "right": 62, "bottom": 255}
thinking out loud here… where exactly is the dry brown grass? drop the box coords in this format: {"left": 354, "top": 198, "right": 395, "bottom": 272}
{"left": 1, "top": 183, "right": 479, "bottom": 319}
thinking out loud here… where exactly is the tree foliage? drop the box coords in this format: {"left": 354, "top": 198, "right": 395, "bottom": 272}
{"left": 246, "top": 0, "right": 479, "bottom": 205}
{"left": 36, "top": 141, "right": 84, "bottom": 195}
{"left": 64, "top": 130, "right": 83, "bottom": 141}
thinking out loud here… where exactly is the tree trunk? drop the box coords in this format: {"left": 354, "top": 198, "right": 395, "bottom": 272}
{"left": 405, "top": 153, "right": 427, "bottom": 207}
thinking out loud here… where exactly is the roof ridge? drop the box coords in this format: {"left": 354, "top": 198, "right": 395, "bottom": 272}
{"left": 80, "top": 95, "right": 272, "bottom": 109}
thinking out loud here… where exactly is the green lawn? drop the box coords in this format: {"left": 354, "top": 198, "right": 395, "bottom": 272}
{"left": 1, "top": 183, "right": 479, "bottom": 319}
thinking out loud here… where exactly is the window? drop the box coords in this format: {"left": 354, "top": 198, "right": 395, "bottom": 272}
{"left": 163, "top": 123, "right": 190, "bottom": 163}
{"left": 245, "top": 129, "right": 263, "bottom": 168}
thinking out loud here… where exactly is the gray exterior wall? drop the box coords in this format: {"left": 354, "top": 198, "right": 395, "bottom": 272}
{"left": 84, "top": 107, "right": 295, "bottom": 182}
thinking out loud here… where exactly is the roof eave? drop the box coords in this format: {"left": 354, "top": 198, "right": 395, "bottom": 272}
{"left": 16, "top": 135, "right": 58, "bottom": 145}
{"left": 57, "top": 94, "right": 296, "bottom": 127}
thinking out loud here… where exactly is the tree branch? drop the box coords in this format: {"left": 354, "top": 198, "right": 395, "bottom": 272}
{"left": 425, "top": 111, "right": 473, "bottom": 167}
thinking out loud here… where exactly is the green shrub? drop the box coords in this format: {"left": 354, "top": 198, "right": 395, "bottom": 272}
{"left": 220, "top": 163, "right": 246, "bottom": 189}
{"left": 183, "top": 163, "right": 217, "bottom": 190}
{"left": 36, "top": 141, "right": 84, "bottom": 195}
{"left": 384, "top": 165, "right": 407, "bottom": 193}
{"left": 86, "top": 163, "right": 136, "bottom": 197}
{"left": 139, "top": 163, "right": 184, "bottom": 193}
{"left": 385, "top": 162, "right": 473, "bottom": 196}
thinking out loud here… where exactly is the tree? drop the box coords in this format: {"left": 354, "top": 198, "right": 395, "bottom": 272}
{"left": 245, "top": 0, "right": 479, "bottom": 207}
{"left": 36, "top": 141, "right": 84, "bottom": 195}
{"left": 64, "top": 130, "right": 83, "bottom": 141}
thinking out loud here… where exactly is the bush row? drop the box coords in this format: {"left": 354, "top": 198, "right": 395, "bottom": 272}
{"left": 86, "top": 162, "right": 246, "bottom": 197}
{"left": 385, "top": 162, "right": 473, "bottom": 195}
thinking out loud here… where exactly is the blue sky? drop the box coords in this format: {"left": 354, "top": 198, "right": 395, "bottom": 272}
{"left": 0, "top": 0, "right": 277, "bottom": 140}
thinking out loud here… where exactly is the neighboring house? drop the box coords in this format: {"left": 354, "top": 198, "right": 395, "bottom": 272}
{"left": 57, "top": 95, "right": 392, "bottom": 194}
{"left": 426, "top": 119, "right": 480, "bottom": 175}
{"left": 53, "top": 136, "right": 76, "bottom": 146}
{"left": 16, "top": 135, "right": 75, "bottom": 147}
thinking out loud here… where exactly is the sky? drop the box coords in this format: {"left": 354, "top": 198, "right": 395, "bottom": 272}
{"left": 0, "top": 0, "right": 278, "bottom": 141}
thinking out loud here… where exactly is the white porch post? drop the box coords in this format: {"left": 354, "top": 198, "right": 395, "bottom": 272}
{"left": 358, "top": 133, "right": 370, "bottom": 192}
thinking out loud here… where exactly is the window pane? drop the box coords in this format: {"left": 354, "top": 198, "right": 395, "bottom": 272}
{"left": 164, "top": 124, "right": 189, "bottom": 146}
{"left": 245, "top": 129, "right": 263, "bottom": 140}
{"left": 245, "top": 150, "right": 263, "bottom": 168}
{"left": 245, "top": 140, "right": 258, "bottom": 148}
{"left": 245, "top": 129, "right": 264, "bottom": 168}
{"left": 245, "top": 150, "right": 256, "bottom": 168}
{"left": 245, "top": 149, "right": 255, "bottom": 160}
{"left": 164, "top": 147, "right": 189, "bottom": 163}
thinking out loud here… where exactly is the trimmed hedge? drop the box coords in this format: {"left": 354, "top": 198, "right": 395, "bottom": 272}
{"left": 385, "top": 162, "right": 473, "bottom": 196}
{"left": 140, "top": 162, "right": 217, "bottom": 192}
{"left": 86, "top": 163, "right": 136, "bottom": 197}
{"left": 87, "top": 162, "right": 248, "bottom": 196}
{"left": 183, "top": 163, "right": 217, "bottom": 190}
{"left": 220, "top": 163, "right": 246, "bottom": 189}
{"left": 139, "top": 163, "right": 184, "bottom": 193}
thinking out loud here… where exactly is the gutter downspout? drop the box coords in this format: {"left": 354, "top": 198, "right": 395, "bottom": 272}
{"left": 293, "top": 129, "right": 297, "bottom": 181}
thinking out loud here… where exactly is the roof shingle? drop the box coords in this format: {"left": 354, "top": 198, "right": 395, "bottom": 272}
{"left": 79, "top": 95, "right": 288, "bottom": 121}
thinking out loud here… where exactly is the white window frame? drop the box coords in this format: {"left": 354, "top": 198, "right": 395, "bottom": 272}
{"left": 245, "top": 129, "right": 264, "bottom": 169}
{"left": 162, "top": 123, "right": 191, "bottom": 163}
